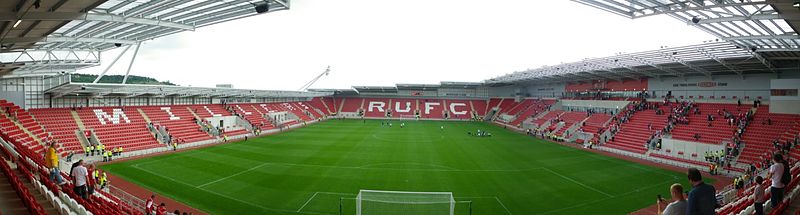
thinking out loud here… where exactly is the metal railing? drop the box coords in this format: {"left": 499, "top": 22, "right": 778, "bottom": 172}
{"left": 109, "top": 185, "right": 146, "bottom": 213}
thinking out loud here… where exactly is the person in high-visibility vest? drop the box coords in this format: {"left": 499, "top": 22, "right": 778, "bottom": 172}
{"left": 93, "top": 169, "right": 99, "bottom": 181}
{"left": 90, "top": 145, "right": 95, "bottom": 156}
{"left": 107, "top": 151, "right": 113, "bottom": 161}
{"left": 119, "top": 147, "right": 124, "bottom": 156}
{"left": 84, "top": 146, "right": 90, "bottom": 156}
{"left": 100, "top": 172, "right": 108, "bottom": 189}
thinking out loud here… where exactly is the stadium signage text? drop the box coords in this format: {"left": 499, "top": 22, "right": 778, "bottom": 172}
{"left": 672, "top": 82, "right": 728, "bottom": 88}
{"left": 94, "top": 109, "right": 131, "bottom": 125}
{"left": 367, "top": 101, "right": 468, "bottom": 115}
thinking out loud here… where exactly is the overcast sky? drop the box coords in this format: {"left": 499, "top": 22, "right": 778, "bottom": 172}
{"left": 79, "top": 0, "right": 717, "bottom": 90}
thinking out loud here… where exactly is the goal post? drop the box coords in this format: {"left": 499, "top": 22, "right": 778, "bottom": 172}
{"left": 356, "top": 190, "right": 455, "bottom": 215}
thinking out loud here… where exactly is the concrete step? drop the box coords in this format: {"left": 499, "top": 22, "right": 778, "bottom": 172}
{"left": 0, "top": 168, "right": 31, "bottom": 215}
{"left": 19, "top": 178, "right": 59, "bottom": 215}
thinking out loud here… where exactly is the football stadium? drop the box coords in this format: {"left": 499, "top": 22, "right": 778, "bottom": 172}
{"left": 1, "top": 0, "right": 800, "bottom": 215}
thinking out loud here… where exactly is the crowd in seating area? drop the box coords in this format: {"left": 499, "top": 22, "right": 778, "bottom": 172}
{"left": 1, "top": 110, "right": 143, "bottom": 215}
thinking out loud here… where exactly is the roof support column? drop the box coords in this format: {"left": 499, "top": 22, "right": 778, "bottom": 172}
{"left": 93, "top": 44, "right": 132, "bottom": 83}
{"left": 122, "top": 42, "right": 142, "bottom": 84}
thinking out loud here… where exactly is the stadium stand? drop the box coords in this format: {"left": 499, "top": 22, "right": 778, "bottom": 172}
{"left": 446, "top": 100, "right": 473, "bottom": 120}
{"left": 552, "top": 112, "right": 588, "bottom": 137}
{"left": 363, "top": 98, "right": 391, "bottom": 118}
{"left": 231, "top": 104, "right": 275, "bottom": 130}
{"left": 308, "top": 97, "right": 334, "bottom": 115}
{"left": 471, "top": 99, "right": 488, "bottom": 117}
{"left": 602, "top": 103, "right": 668, "bottom": 154}
{"left": 322, "top": 97, "right": 337, "bottom": 114}
{"left": 392, "top": 98, "right": 418, "bottom": 118}
{"left": 532, "top": 110, "right": 564, "bottom": 129}
{"left": 0, "top": 101, "right": 47, "bottom": 154}
{"left": 419, "top": 99, "right": 446, "bottom": 119}
{"left": 76, "top": 107, "right": 161, "bottom": 152}
{"left": 669, "top": 103, "right": 744, "bottom": 144}
{"left": 738, "top": 105, "right": 800, "bottom": 165}
{"left": 139, "top": 106, "right": 214, "bottom": 143}
{"left": 28, "top": 108, "right": 83, "bottom": 154}
{"left": 579, "top": 113, "right": 612, "bottom": 135}
{"left": 339, "top": 98, "right": 364, "bottom": 113}
{"left": 3, "top": 0, "right": 800, "bottom": 213}
{"left": 495, "top": 99, "right": 517, "bottom": 114}
{"left": 487, "top": 98, "right": 502, "bottom": 111}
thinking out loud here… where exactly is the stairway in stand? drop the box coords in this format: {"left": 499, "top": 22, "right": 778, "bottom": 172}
{"left": 0, "top": 162, "right": 28, "bottom": 215}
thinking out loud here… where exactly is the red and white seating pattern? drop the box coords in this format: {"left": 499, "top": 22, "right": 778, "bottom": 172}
{"left": 339, "top": 98, "right": 363, "bottom": 112}
{"left": 363, "top": 98, "right": 392, "bottom": 118}
{"left": 232, "top": 104, "right": 275, "bottom": 130}
{"left": 77, "top": 107, "right": 161, "bottom": 152}
{"left": 496, "top": 99, "right": 517, "bottom": 114}
{"left": 580, "top": 113, "right": 612, "bottom": 135}
{"left": 28, "top": 108, "right": 83, "bottom": 154}
{"left": 603, "top": 104, "right": 668, "bottom": 154}
{"left": 140, "top": 106, "right": 214, "bottom": 143}
{"left": 447, "top": 100, "right": 473, "bottom": 120}
{"left": 1, "top": 101, "right": 46, "bottom": 154}
{"left": 508, "top": 99, "right": 556, "bottom": 126}
{"left": 487, "top": 98, "right": 502, "bottom": 111}
{"left": 308, "top": 97, "right": 334, "bottom": 115}
{"left": 471, "top": 100, "right": 488, "bottom": 117}
{"left": 357, "top": 98, "right": 481, "bottom": 120}
{"left": 670, "top": 103, "right": 744, "bottom": 144}
{"left": 392, "top": 99, "right": 418, "bottom": 118}
{"left": 552, "top": 112, "right": 588, "bottom": 137}
{"left": 738, "top": 105, "right": 800, "bottom": 164}
{"left": 501, "top": 99, "right": 534, "bottom": 116}
{"left": 532, "top": 110, "right": 564, "bottom": 128}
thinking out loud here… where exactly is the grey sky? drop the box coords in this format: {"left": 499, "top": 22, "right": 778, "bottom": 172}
{"left": 79, "top": 0, "right": 717, "bottom": 90}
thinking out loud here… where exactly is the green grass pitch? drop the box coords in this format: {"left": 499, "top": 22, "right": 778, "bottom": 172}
{"left": 103, "top": 119, "right": 705, "bottom": 215}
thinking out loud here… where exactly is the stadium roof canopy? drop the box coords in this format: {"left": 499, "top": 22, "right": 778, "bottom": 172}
{"left": 572, "top": 0, "right": 800, "bottom": 50}
{"left": 349, "top": 82, "right": 484, "bottom": 93}
{"left": 0, "top": 0, "right": 289, "bottom": 76}
{"left": 486, "top": 41, "right": 797, "bottom": 84}
{"left": 488, "top": 0, "right": 800, "bottom": 84}
{"left": 46, "top": 81, "right": 330, "bottom": 98}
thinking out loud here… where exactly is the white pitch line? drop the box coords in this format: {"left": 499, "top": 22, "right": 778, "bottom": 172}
{"left": 317, "top": 191, "right": 357, "bottom": 196}
{"left": 197, "top": 163, "right": 271, "bottom": 188}
{"left": 536, "top": 179, "right": 676, "bottom": 215}
{"left": 495, "top": 196, "right": 513, "bottom": 215}
{"left": 297, "top": 192, "right": 319, "bottom": 212}
{"left": 542, "top": 167, "right": 614, "bottom": 198}
{"left": 132, "top": 165, "right": 335, "bottom": 215}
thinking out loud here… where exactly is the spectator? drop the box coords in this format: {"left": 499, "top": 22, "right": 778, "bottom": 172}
{"left": 45, "top": 142, "right": 66, "bottom": 185}
{"left": 70, "top": 160, "right": 89, "bottom": 200}
{"left": 658, "top": 183, "right": 687, "bottom": 215}
{"left": 753, "top": 176, "right": 765, "bottom": 215}
{"left": 686, "top": 168, "right": 716, "bottom": 215}
{"left": 766, "top": 153, "right": 787, "bottom": 207}
{"left": 156, "top": 203, "right": 167, "bottom": 215}
{"left": 146, "top": 194, "right": 155, "bottom": 215}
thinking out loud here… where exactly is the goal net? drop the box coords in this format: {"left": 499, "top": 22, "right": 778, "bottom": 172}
{"left": 356, "top": 190, "right": 455, "bottom": 215}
